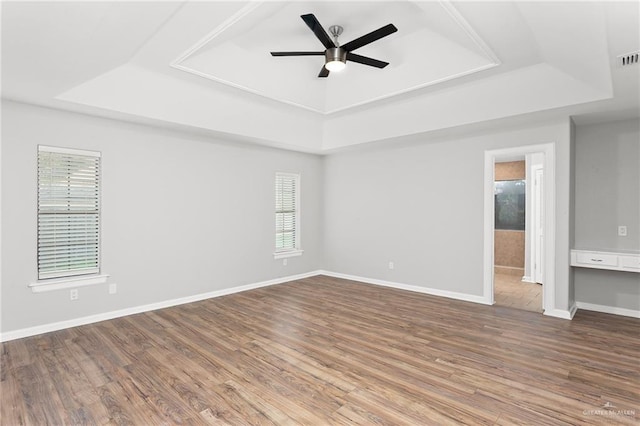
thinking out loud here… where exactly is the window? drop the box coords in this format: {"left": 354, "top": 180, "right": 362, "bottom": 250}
{"left": 274, "top": 172, "right": 302, "bottom": 258}
{"left": 494, "top": 179, "right": 525, "bottom": 230}
{"left": 37, "top": 146, "right": 101, "bottom": 280}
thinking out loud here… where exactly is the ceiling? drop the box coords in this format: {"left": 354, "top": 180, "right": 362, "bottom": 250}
{"left": 173, "top": 2, "right": 500, "bottom": 114}
{"left": 2, "top": 1, "right": 639, "bottom": 153}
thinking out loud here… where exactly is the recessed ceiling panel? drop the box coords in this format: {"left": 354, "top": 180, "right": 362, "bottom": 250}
{"left": 172, "top": 1, "right": 500, "bottom": 114}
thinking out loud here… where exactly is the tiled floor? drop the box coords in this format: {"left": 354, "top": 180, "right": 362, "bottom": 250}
{"left": 494, "top": 273, "right": 542, "bottom": 313}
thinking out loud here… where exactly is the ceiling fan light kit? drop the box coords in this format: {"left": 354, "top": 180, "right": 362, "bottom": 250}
{"left": 325, "top": 47, "right": 346, "bottom": 72}
{"left": 270, "top": 14, "right": 397, "bottom": 78}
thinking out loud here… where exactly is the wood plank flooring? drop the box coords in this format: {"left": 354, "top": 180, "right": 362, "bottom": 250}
{"left": 2, "top": 275, "right": 639, "bottom": 425}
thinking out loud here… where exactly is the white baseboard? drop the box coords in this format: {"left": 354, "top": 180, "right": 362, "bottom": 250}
{"left": 544, "top": 302, "right": 577, "bottom": 320}
{"left": 576, "top": 302, "right": 640, "bottom": 319}
{"left": 317, "top": 270, "right": 492, "bottom": 305}
{"left": 521, "top": 276, "right": 534, "bottom": 283}
{"left": 0, "top": 270, "right": 322, "bottom": 342}
{"left": 6, "top": 269, "right": 592, "bottom": 342}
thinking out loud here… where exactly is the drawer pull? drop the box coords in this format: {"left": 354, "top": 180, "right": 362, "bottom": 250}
{"left": 590, "top": 258, "right": 603, "bottom": 262}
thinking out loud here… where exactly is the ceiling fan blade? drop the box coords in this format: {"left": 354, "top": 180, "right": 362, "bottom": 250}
{"left": 318, "top": 66, "right": 330, "bottom": 78}
{"left": 341, "top": 23, "right": 397, "bottom": 52}
{"left": 301, "top": 14, "right": 335, "bottom": 50}
{"left": 271, "top": 51, "right": 325, "bottom": 56}
{"left": 346, "top": 52, "right": 389, "bottom": 68}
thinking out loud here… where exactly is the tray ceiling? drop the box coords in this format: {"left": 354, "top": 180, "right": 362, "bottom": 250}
{"left": 2, "top": 1, "right": 637, "bottom": 152}
{"left": 172, "top": 1, "right": 499, "bottom": 114}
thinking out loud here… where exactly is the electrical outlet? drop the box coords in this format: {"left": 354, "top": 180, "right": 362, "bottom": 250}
{"left": 388, "top": 261, "right": 394, "bottom": 270}
{"left": 70, "top": 289, "right": 79, "bottom": 301}
{"left": 283, "top": 258, "right": 288, "bottom": 266}
{"left": 618, "top": 225, "right": 628, "bottom": 237}
{"left": 108, "top": 283, "right": 117, "bottom": 294}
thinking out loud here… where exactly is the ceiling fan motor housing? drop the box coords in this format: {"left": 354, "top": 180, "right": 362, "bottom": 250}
{"left": 325, "top": 47, "right": 347, "bottom": 64}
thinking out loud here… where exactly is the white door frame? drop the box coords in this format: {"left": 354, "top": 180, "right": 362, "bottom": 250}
{"left": 532, "top": 165, "right": 544, "bottom": 284}
{"left": 483, "top": 143, "right": 556, "bottom": 313}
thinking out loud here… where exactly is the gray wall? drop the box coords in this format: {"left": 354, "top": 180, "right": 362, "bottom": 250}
{"left": 574, "top": 119, "right": 640, "bottom": 251}
{"left": 574, "top": 269, "right": 639, "bottom": 311}
{"left": 1, "top": 100, "right": 324, "bottom": 333}
{"left": 4, "top": 100, "right": 635, "bottom": 334}
{"left": 569, "top": 118, "right": 576, "bottom": 308}
{"left": 323, "top": 120, "right": 574, "bottom": 312}
{"left": 574, "top": 118, "right": 640, "bottom": 310}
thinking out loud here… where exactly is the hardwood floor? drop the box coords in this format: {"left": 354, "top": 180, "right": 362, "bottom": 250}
{"left": 2, "top": 275, "right": 639, "bottom": 425}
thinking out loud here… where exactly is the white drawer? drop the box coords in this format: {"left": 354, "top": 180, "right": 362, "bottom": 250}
{"left": 620, "top": 255, "right": 640, "bottom": 271}
{"left": 575, "top": 252, "right": 619, "bottom": 267}
{"left": 571, "top": 249, "right": 640, "bottom": 273}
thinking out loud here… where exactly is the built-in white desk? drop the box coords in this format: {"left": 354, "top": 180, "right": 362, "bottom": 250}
{"left": 570, "top": 249, "right": 640, "bottom": 273}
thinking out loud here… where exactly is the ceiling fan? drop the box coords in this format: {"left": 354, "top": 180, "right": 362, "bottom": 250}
{"left": 270, "top": 14, "right": 398, "bottom": 78}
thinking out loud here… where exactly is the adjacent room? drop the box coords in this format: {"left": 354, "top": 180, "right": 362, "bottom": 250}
{"left": 493, "top": 158, "right": 542, "bottom": 312}
{"left": 1, "top": 1, "right": 639, "bottom": 424}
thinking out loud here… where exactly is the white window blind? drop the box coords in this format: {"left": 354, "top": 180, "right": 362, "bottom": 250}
{"left": 38, "top": 146, "right": 101, "bottom": 280}
{"left": 275, "top": 173, "right": 299, "bottom": 252}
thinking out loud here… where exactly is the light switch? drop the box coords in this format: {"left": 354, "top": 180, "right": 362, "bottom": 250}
{"left": 618, "top": 225, "right": 627, "bottom": 237}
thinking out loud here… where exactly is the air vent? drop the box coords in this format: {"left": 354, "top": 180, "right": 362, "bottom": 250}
{"left": 618, "top": 50, "right": 639, "bottom": 67}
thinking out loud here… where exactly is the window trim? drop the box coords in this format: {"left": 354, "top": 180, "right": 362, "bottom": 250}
{"left": 273, "top": 172, "right": 303, "bottom": 259}
{"left": 36, "top": 145, "right": 103, "bottom": 283}
{"left": 29, "top": 274, "right": 110, "bottom": 293}
{"left": 273, "top": 249, "right": 304, "bottom": 260}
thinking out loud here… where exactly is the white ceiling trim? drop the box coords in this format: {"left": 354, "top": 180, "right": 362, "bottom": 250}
{"left": 437, "top": 1, "right": 501, "bottom": 66}
{"left": 170, "top": 1, "right": 327, "bottom": 113}
{"left": 170, "top": 1, "right": 501, "bottom": 115}
{"left": 171, "top": 2, "right": 262, "bottom": 65}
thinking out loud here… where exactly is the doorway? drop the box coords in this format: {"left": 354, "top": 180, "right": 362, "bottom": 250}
{"left": 493, "top": 159, "right": 541, "bottom": 312}
{"left": 483, "top": 143, "right": 556, "bottom": 314}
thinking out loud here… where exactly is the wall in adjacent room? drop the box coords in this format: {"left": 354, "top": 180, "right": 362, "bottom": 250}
{"left": 494, "top": 161, "right": 525, "bottom": 275}
{"left": 495, "top": 160, "right": 525, "bottom": 180}
{"left": 1, "top": 100, "right": 324, "bottom": 334}
{"left": 574, "top": 118, "right": 640, "bottom": 313}
{"left": 323, "top": 119, "right": 574, "bottom": 313}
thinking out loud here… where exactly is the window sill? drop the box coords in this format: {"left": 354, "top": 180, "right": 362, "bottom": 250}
{"left": 29, "top": 274, "right": 110, "bottom": 293}
{"left": 273, "top": 250, "right": 304, "bottom": 260}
